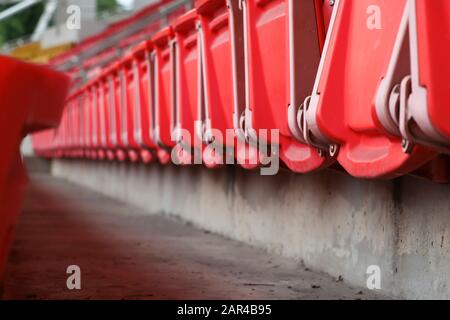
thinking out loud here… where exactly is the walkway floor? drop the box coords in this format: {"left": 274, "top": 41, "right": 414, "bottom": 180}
{"left": 2, "top": 174, "right": 384, "bottom": 299}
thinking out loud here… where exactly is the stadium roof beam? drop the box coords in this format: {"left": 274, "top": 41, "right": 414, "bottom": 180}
{"left": 0, "top": 0, "right": 42, "bottom": 22}
{"left": 31, "top": 0, "right": 58, "bottom": 41}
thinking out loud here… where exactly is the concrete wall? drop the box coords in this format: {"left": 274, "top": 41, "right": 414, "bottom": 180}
{"left": 52, "top": 159, "right": 450, "bottom": 299}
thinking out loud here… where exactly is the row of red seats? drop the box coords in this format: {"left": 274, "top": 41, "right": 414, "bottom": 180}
{"left": 59, "top": 1, "right": 192, "bottom": 102}
{"left": 0, "top": 57, "right": 69, "bottom": 282}
{"left": 33, "top": 0, "right": 450, "bottom": 181}
{"left": 51, "top": 0, "right": 177, "bottom": 67}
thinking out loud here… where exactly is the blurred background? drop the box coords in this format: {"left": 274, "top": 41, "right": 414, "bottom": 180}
{"left": 0, "top": 0, "right": 152, "bottom": 56}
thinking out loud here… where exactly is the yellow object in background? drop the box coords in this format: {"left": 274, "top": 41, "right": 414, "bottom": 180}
{"left": 9, "top": 42, "right": 72, "bottom": 63}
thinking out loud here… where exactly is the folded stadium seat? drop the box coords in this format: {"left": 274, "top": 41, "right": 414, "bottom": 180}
{"left": 97, "top": 66, "right": 116, "bottom": 161}
{"left": 0, "top": 56, "right": 69, "bottom": 284}
{"left": 66, "top": 66, "right": 81, "bottom": 81}
{"left": 131, "top": 41, "right": 165, "bottom": 164}
{"left": 94, "top": 70, "right": 114, "bottom": 161}
{"left": 90, "top": 63, "right": 124, "bottom": 161}
{"left": 53, "top": 109, "right": 65, "bottom": 159}
{"left": 171, "top": 9, "right": 203, "bottom": 165}
{"left": 59, "top": 98, "right": 71, "bottom": 159}
{"left": 118, "top": 21, "right": 161, "bottom": 52}
{"left": 74, "top": 89, "right": 86, "bottom": 159}
{"left": 152, "top": 27, "right": 177, "bottom": 164}
{"left": 84, "top": 81, "right": 100, "bottom": 160}
{"left": 57, "top": 103, "right": 68, "bottom": 158}
{"left": 79, "top": 86, "right": 91, "bottom": 159}
{"left": 196, "top": 0, "right": 260, "bottom": 169}
{"left": 108, "top": 61, "right": 128, "bottom": 162}
{"left": 84, "top": 79, "right": 104, "bottom": 160}
{"left": 118, "top": 52, "right": 152, "bottom": 163}
{"left": 375, "top": 0, "right": 450, "bottom": 158}
{"left": 303, "top": 0, "right": 436, "bottom": 179}
{"left": 166, "top": 5, "right": 190, "bottom": 25}
{"left": 78, "top": 81, "right": 97, "bottom": 160}
{"left": 53, "top": 100, "right": 64, "bottom": 158}
{"left": 82, "top": 47, "right": 118, "bottom": 74}
{"left": 65, "top": 96, "right": 75, "bottom": 158}
{"left": 241, "top": 0, "right": 334, "bottom": 173}
{"left": 94, "top": 78, "right": 107, "bottom": 161}
{"left": 72, "top": 94, "right": 83, "bottom": 158}
{"left": 67, "top": 91, "right": 82, "bottom": 159}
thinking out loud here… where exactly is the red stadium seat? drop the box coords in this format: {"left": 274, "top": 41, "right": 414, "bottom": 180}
{"left": 241, "top": 0, "right": 333, "bottom": 173}
{"left": 118, "top": 53, "right": 147, "bottom": 162}
{"left": 152, "top": 27, "right": 177, "bottom": 164}
{"left": 376, "top": 0, "right": 450, "bottom": 156}
{"left": 196, "top": 0, "right": 259, "bottom": 168}
{"left": 131, "top": 41, "right": 163, "bottom": 164}
{"left": 97, "top": 69, "right": 115, "bottom": 161}
{"left": 108, "top": 61, "right": 128, "bottom": 161}
{"left": 303, "top": 0, "right": 435, "bottom": 179}
{"left": 0, "top": 56, "right": 69, "bottom": 281}
{"left": 172, "top": 10, "right": 203, "bottom": 165}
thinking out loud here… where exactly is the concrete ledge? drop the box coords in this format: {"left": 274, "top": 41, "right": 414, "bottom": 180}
{"left": 5, "top": 174, "right": 383, "bottom": 299}
{"left": 52, "top": 159, "right": 450, "bottom": 299}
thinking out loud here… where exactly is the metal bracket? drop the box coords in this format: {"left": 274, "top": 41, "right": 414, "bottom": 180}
{"left": 398, "top": 76, "right": 415, "bottom": 153}
{"left": 374, "top": 2, "right": 410, "bottom": 137}
{"left": 148, "top": 51, "right": 157, "bottom": 146}
{"left": 239, "top": 0, "right": 257, "bottom": 146}
{"left": 228, "top": 0, "right": 249, "bottom": 146}
{"left": 196, "top": 21, "right": 213, "bottom": 145}
{"left": 301, "top": 0, "right": 341, "bottom": 158}
{"left": 287, "top": 0, "right": 321, "bottom": 143}
{"left": 376, "top": 0, "right": 450, "bottom": 155}
{"left": 151, "top": 50, "right": 168, "bottom": 149}
{"left": 301, "top": 96, "right": 338, "bottom": 157}
{"left": 170, "top": 38, "right": 179, "bottom": 142}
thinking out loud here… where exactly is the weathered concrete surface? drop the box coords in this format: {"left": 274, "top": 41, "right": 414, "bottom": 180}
{"left": 51, "top": 159, "right": 450, "bottom": 299}
{"left": 2, "top": 174, "right": 381, "bottom": 300}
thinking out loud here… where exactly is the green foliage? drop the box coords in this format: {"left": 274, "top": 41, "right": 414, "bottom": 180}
{"left": 97, "top": 0, "right": 118, "bottom": 17}
{"left": 0, "top": 0, "right": 119, "bottom": 47}
{"left": 0, "top": 2, "right": 45, "bottom": 47}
